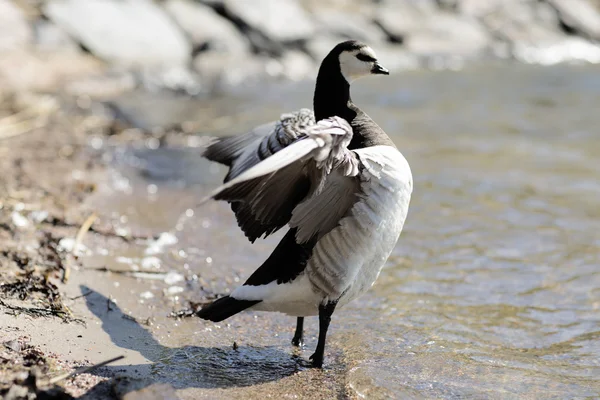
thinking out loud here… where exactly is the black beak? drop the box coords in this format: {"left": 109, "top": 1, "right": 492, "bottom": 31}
{"left": 371, "top": 62, "right": 389, "bottom": 75}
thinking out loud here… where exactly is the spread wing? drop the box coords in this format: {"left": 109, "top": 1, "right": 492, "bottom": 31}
{"left": 203, "top": 108, "right": 315, "bottom": 181}
{"left": 203, "top": 109, "right": 317, "bottom": 242}
{"left": 200, "top": 116, "right": 362, "bottom": 244}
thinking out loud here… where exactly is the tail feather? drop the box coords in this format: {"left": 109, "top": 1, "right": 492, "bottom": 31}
{"left": 196, "top": 296, "right": 260, "bottom": 322}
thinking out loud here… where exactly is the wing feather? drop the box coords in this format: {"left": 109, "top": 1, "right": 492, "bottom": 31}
{"left": 200, "top": 116, "right": 362, "bottom": 243}
{"left": 202, "top": 109, "right": 316, "bottom": 241}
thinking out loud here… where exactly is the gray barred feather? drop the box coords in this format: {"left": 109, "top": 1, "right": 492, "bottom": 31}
{"left": 202, "top": 111, "right": 357, "bottom": 243}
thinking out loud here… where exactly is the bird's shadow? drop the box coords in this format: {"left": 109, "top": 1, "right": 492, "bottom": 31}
{"left": 78, "top": 285, "right": 307, "bottom": 397}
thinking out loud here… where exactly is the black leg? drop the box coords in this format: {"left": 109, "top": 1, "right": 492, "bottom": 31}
{"left": 309, "top": 301, "right": 337, "bottom": 368}
{"left": 292, "top": 317, "right": 304, "bottom": 347}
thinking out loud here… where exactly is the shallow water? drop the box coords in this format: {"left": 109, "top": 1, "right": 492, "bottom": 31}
{"left": 86, "top": 63, "right": 600, "bottom": 398}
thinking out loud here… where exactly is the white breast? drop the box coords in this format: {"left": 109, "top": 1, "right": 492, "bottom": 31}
{"left": 306, "top": 145, "right": 413, "bottom": 305}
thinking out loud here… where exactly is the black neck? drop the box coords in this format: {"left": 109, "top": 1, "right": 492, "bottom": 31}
{"left": 312, "top": 54, "right": 395, "bottom": 150}
{"left": 313, "top": 55, "right": 357, "bottom": 123}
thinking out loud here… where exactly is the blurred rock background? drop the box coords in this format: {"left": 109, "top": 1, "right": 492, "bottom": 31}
{"left": 2, "top": 0, "right": 600, "bottom": 97}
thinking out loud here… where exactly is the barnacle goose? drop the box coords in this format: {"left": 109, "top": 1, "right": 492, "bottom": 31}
{"left": 197, "top": 40, "right": 412, "bottom": 368}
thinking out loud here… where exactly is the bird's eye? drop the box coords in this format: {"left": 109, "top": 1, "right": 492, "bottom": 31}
{"left": 356, "top": 53, "right": 376, "bottom": 62}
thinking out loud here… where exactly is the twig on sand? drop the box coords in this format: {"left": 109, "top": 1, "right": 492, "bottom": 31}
{"left": 44, "top": 214, "right": 157, "bottom": 242}
{"left": 47, "top": 355, "right": 125, "bottom": 385}
{"left": 63, "top": 212, "right": 98, "bottom": 283}
{"left": 0, "top": 298, "right": 83, "bottom": 324}
{"left": 85, "top": 266, "right": 168, "bottom": 277}
{"left": 0, "top": 97, "right": 57, "bottom": 140}
{"left": 74, "top": 213, "right": 98, "bottom": 252}
{"left": 0, "top": 116, "right": 46, "bottom": 140}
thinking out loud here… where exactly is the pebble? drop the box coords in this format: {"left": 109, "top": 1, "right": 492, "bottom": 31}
{"left": 164, "top": 271, "right": 184, "bottom": 285}
{"left": 141, "top": 256, "right": 162, "bottom": 270}
{"left": 166, "top": 286, "right": 184, "bottom": 295}
{"left": 11, "top": 211, "right": 30, "bottom": 229}
{"left": 58, "top": 237, "right": 89, "bottom": 255}
{"left": 145, "top": 232, "right": 178, "bottom": 255}
{"left": 140, "top": 291, "right": 154, "bottom": 299}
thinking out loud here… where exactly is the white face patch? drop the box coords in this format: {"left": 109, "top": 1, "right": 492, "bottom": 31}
{"left": 338, "top": 46, "right": 378, "bottom": 83}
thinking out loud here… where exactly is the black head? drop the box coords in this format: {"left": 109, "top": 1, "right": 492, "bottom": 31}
{"left": 314, "top": 41, "right": 389, "bottom": 122}
{"left": 325, "top": 40, "right": 389, "bottom": 83}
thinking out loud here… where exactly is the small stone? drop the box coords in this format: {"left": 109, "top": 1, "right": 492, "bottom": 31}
{"left": 30, "top": 210, "right": 49, "bottom": 223}
{"left": 141, "top": 256, "right": 161, "bottom": 270}
{"left": 163, "top": 271, "right": 184, "bottom": 285}
{"left": 140, "top": 291, "right": 154, "bottom": 299}
{"left": 145, "top": 232, "right": 178, "bottom": 255}
{"left": 166, "top": 286, "right": 184, "bottom": 295}
{"left": 4, "top": 340, "right": 22, "bottom": 352}
{"left": 57, "top": 237, "right": 89, "bottom": 255}
{"left": 11, "top": 211, "right": 30, "bottom": 229}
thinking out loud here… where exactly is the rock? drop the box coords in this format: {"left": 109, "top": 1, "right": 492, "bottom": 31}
{"left": 138, "top": 65, "right": 203, "bottom": 95}
{"left": 106, "top": 90, "right": 210, "bottom": 131}
{"left": 465, "top": 0, "right": 559, "bottom": 29}
{"left": 193, "top": 52, "right": 275, "bottom": 92}
{"left": 0, "top": 50, "right": 103, "bottom": 92}
{"left": 44, "top": 0, "right": 191, "bottom": 67}
{"left": 478, "top": 1, "right": 558, "bottom": 43}
{"left": 403, "top": 12, "right": 491, "bottom": 57}
{"left": 224, "top": 0, "right": 317, "bottom": 42}
{"left": 0, "top": 0, "right": 32, "bottom": 51}
{"left": 459, "top": 0, "right": 520, "bottom": 18}
{"left": 312, "top": 9, "right": 387, "bottom": 44}
{"left": 548, "top": 0, "right": 600, "bottom": 41}
{"left": 279, "top": 50, "right": 317, "bottom": 80}
{"left": 165, "top": 0, "right": 250, "bottom": 55}
{"left": 375, "top": 2, "right": 428, "bottom": 42}
{"left": 378, "top": 0, "right": 437, "bottom": 13}
{"left": 471, "top": 0, "right": 597, "bottom": 64}
{"left": 65, "top": 70, "right": 137, "bottom": 99}
{"left": 4, "top": 339, "right": 22, "bottom": 352}
{"left": 512, "top": 36, "right": 600, "bottom": 65}
{"left": 33, "top": 20, "right": 79, "bottom": 52}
